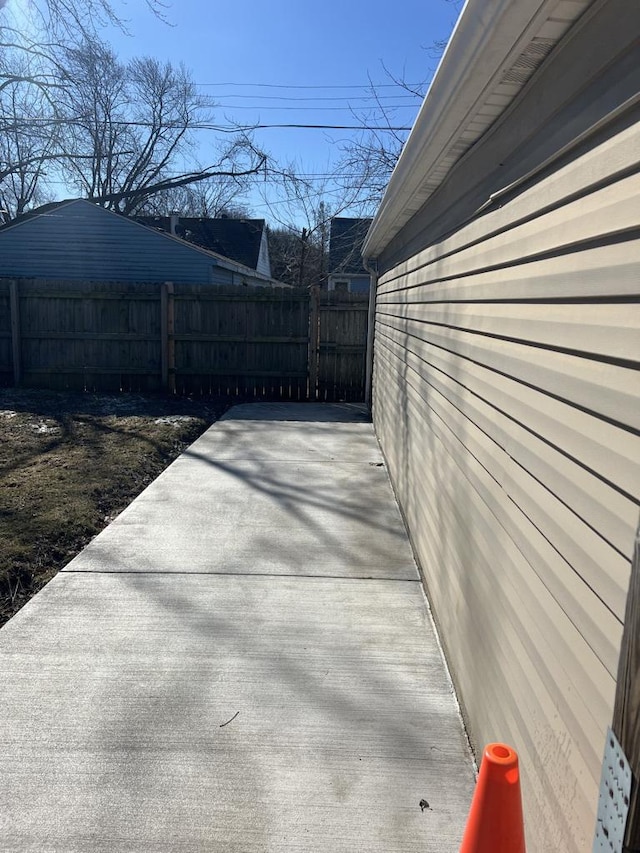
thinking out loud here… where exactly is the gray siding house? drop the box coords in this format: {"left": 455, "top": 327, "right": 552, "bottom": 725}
{"left": 327, "top": 218, "right": 372, "bottom": 293}
{"left": 0, "top": 199, "right": 282, "bottom": 287}
{"left": 363, "top": 0, "right": 640, "bottom": 850}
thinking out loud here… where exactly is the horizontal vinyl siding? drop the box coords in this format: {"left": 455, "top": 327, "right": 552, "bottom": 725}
{"left": 210, "top": 266, "right": 233, "bottom": 286}
{"left": 0, "top": 202, "right": 240, "bottom": 285}
{"left": 372, "top": 115, "right": 640, "bottom": 851}
{"left": 376, "top": 0, "right": 639, "bottom": 272}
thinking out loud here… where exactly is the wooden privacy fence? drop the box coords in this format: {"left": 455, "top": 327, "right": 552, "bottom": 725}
{"left": 0, "top": 279, "right": 369, "bottom": 402}
{"left": 310, "top": 287, "right": 371, "bottom": 402}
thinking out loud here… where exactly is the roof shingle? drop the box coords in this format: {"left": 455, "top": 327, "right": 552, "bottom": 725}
{"left": 134, "top": 216, "right": 266, "bottom": 270}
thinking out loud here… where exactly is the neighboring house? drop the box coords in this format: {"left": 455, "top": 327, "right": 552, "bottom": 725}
{"left": 327, "top": 218, "right": 372, "bottom": 293}
{"left": 363, "top": 1, "right": 639, "bottom": 852}
{"left": 0, "top": 199, "right": 282, "bottom": 287}
{"left": 134, "top": 214, "right": 271, "bottom": 278}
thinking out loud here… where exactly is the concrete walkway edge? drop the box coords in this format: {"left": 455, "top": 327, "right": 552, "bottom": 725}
{"left": 0, "top": 402, "right": 475, "bottom": 852}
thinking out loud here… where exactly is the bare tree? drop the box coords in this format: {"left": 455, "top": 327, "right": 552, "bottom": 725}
{"left": 55, "top": 40, "right": 264, "bottom": 215}
{"left": 57, "top": 39, "right": 131, "bottom": 205}
{"left": 137, "top": 174, "right": 254, "bottom": 219}
{"left": 0, "top": 0, "right": 165, "bottom": 108}
{"left": 0, "top": 72, "right": 59, "bottom": 217}
{"left": 0, "top": 0, "right": 173, "bottom": 217}
{"left": 0, "top": 27, "right": 268, "bottom": 220}
{"left": 333, "top": 4, "right": 462, "bottom": 212}
{"left": 2, "top": 0, "right": 167, "bottom": 40}
{"left": 57, "top": 39, "right": 267, "bottom": 215}
{"left": 0, "top": 7, "right": 81, "bottom": 215}
{"left": 333, "top": 69, "right": 427, "bottom": 213}
{"left": 268, "top": 226, "right": 326, "bottom": 290}
{"left": 85, "top": 141, "right": 267, "bottom": 216}
{"left": 267, "top": 200, "right": 331, "bottom": 289}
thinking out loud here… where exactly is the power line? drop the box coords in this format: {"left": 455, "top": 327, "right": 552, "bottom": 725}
{"left": 42, "top": 178, "right": 385, "bottom": 193}
{"left": 196, "top": 81, "right": 424, "bottom": 90}
{"left": 201, "top": 122, "right": 415, "bottom": 131}
{"left": 207, "top": 93, "right": 421, "bottom": 102}
{"left": 13, "top": 117, "right": 413, "bottom": 131}
{"left": 214, "top": 104, "right": 418, "bottom": 112}
{"left": 38, "top": 166, "right": 387, "bottom": 183}
{"left": 263, "top": 173, "right": 384, "bottom": 179}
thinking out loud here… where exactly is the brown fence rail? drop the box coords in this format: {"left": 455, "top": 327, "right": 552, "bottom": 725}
{"left": 0, "top": 279, "right": 369, "bottom": 402}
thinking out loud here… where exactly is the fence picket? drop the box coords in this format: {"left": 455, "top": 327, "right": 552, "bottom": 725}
{"left": 0, "top": 279, "right": 368, "bottom": 402}
{"left": 317, "top": 291, "right": 369, "bottom": 402}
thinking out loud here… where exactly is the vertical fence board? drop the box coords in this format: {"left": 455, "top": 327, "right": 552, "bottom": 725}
{"left": 172, "top": 284, "right": 311, "bottom": 400}
{"left": 308, "top": 286, "right": 320, "bottom": 401}
{"left": 161, "top": 282, "right": 169, "bottom": 389}
{"left": 317, "top": 290, "right": 369, "bottom": 402}
{"left": 0, "top": 281, "right": 11, "bottom": 385}
{"left": 9, "top": 279, "right": 21, "bottom": 386}
{"left": 0, "top": 279, "right": 368, "bottom": 401}
{"left": 166, "top": 282, "right": 175, "bottom": 394}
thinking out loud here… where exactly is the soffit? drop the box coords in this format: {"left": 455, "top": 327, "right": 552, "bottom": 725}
{"left": 363, "top": 0, "right": 594, "bottom": 259}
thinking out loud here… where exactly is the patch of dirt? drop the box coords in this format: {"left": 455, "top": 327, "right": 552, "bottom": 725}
{"left": 0, "top": 388, "right": 227, "bottom": 627}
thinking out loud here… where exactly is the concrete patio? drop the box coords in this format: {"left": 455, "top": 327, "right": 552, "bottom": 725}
{"left": 0, "top": 403, "right": 475, "bottom": 852}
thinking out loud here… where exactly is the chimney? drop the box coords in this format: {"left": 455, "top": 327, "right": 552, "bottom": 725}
{"left": 169, "top": 212, "right": 179, "bottom": 236}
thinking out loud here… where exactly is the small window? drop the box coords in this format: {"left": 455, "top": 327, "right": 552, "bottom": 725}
{"left": 334, "top": 280, "right": 349, "bottom": 292}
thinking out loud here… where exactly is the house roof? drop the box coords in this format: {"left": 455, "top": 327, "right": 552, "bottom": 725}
{"left": 328, "top": 218, "right": 373, "bottom": 275}
{"left": 134, "top": 215, "right": 266, "bottom": 270}
{"left": 363, "top": 0, "right": 594, "bottom": 259}
{"left": 0, "top": 199, "right": 76, "bottom": 230}
{"left": 0, "top": 199, "right": 281, "bottom": 284}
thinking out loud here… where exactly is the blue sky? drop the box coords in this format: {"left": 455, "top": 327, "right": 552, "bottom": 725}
{"left": 100, "top": 0, "right": 461, "bottom": 221}
{"left": 2, "top": 0, "right": 459, "bottom": 223}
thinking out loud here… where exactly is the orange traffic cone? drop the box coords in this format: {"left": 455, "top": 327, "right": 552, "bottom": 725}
{"left": 459, "top": 742, "right": 526, "bottom": 853}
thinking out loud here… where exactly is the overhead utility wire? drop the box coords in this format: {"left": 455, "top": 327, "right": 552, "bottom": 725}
{"left": 203, "top": 122, "right": 415, "bottom": 130}
{"left": 214, "top": 104, "right": 417, "bottom": 111}
{"left": 208, "top": 93, "right": 420, "bottom": 102}
{"left": 258, "top": 173, "right": 383, "bottom": 178}
{"left": 42, "top": 177, "right": 385, "bottom": 191}
{"left": 197, "top": 81, "right": 424, "bottom": 89}
{"left": 14, "top": 117, "right": 413, "bottom": 131}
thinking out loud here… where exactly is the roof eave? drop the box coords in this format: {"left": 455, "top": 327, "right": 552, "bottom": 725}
{"left": 362, "top": 0, "right": 591, "bottom": 260}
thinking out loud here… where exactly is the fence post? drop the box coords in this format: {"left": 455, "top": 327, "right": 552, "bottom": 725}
{"left": 161, "top": 281, "right": 176, "bottom": 393}
{"left": 9, "top": 279, "right": 22, "bottom": 386}
{"left": 308, "top": 285, "right": 320, "bottom": 401}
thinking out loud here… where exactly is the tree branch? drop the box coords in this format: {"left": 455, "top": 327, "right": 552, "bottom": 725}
{"left": 89, "top": 155, "right": 267, "bottom": 206}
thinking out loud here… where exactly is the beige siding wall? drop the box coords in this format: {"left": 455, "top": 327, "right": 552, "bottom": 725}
{"left": 372, "top": 71, "right": 640, "bottom": 853}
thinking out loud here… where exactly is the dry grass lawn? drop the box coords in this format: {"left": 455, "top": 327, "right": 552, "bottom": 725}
{"left": 0, "top": 388, "right": 225, "bottom": 627}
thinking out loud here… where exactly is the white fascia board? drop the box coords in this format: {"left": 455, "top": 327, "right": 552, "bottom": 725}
{"left": 362, "top": 0, "right": 563, "bottom": 260}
